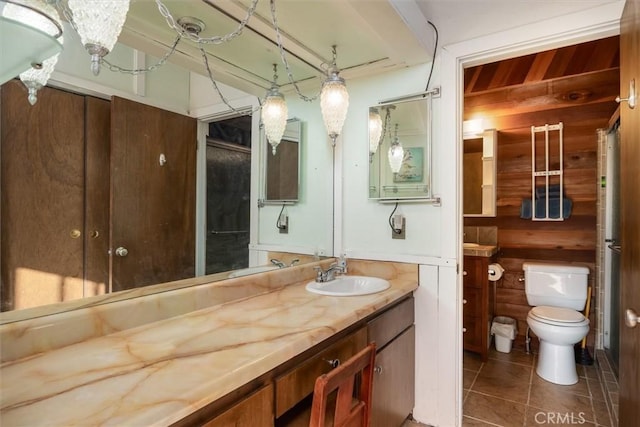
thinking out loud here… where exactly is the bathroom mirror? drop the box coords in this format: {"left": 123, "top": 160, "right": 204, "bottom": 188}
{"left": 260, "top": 118, "right": 301, "bottom": 204}
{"left": 368, "top": 94, "right": 434, "bottom": 201}
{"left": 0, "top": 82, "right": 326, "bottom": 321}
{"left": 463, "top": 129, "right": 497, "bottom": 217}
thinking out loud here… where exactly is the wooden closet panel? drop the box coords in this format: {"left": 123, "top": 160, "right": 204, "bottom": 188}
{"left": 1, "top": 81, "right": 85, "bottom": 310}
{"left": 84, "top": 97, "right": 111, "bottom": 297}
{"left": 110, "top": 97, "right": 196, "bottom": 291}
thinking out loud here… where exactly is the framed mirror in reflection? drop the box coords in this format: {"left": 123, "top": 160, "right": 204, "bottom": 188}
{"left": 463, "top": 129, "right": 497, "bottom": 217}
{"left": 261, "top": 118, "right": 301, "bottom": 204}
{"left": 368, "top": 94, "right": 434, "bottom": 201}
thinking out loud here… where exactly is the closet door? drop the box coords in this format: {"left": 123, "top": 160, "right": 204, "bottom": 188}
{"left": 1, "top": 81, "right": 85, "bottom": 310}
{"left": 84, "top": 97, "right": 111, "bottom": 297}
{"left": 110, "top": 97, "right": 196, "bottom": 291}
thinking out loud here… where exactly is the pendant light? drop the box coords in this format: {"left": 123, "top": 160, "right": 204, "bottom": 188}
{"left": 320, "top": 45, "right": 349, "bottom": 145}
{"left": 388, "top": 124, "right": 404, "bottom": 173}
{"left": 0, "top": 0, "right": 63, "bottom": 86}
{"left": 368, "top": 107, "right": 383, "bottom": 161}
{"left": 261, "top": 64, "right": 288, "bottom": 155}
{"left": 68, "top": 0, "right": 130, "bottom": 75}
{"left": 18, "top": 1, "right": 63, "bottom": 105}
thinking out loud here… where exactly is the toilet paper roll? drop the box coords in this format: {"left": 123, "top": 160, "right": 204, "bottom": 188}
{"left": 488, "top": 263, "right": 504, "bottom": 281}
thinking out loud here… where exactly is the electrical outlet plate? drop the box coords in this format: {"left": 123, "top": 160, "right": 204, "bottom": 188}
{"left": 391, "top": 216, "right": 405, "bottom": 239}
{"left": 278, "top": 214, "right": 288, "bottom": 234}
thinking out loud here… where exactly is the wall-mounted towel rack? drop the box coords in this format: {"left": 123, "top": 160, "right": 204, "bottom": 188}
{"left": 531, "top": 122, "right": 566, "bottom": 221}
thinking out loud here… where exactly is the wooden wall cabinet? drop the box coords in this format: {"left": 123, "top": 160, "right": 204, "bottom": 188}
{"left": 463, "top": 256, "right": 495, "bottom": 361}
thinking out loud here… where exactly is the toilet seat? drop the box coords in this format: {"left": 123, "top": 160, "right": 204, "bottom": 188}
{"left": 529, "top": 306, "right": 589, "bottom": 327}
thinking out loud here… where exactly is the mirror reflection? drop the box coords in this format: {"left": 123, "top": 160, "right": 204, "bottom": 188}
{"left": 463, "top": 129, "right": 497, "bottom": 217}
{"left": 261, "top": 118, "right": 301, "bottom": 203}
{"left": 0, "top": 83, "right": 320, "bottom": 319}
{"left": 368, "top": 96, "right": 433, "bottom": 201}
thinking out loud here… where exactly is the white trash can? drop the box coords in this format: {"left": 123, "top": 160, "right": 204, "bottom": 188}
{"left": 491, "top": 316, "right": 518, "bottom": 353}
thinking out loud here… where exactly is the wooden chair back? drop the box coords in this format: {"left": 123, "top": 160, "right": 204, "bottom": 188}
{"left": 308, "top": 343, "right": 376, "bottom": 427}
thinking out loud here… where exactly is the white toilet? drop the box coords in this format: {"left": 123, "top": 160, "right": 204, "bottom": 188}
{"left": 524, "top": 262, "right": 590, "bottom": 385}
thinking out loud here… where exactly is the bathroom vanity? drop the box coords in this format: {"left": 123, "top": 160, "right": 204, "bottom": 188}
{"left": 463, "top": 249, "right": 498, "bottom": 361}
{"left": 0, "top": 260, "right": 417, "bottom": 426}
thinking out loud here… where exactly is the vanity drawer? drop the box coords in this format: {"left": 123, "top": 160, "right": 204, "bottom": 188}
{"left": 463, "top": 256, "right": 487, "bottom": 289}
{"left": 275, "top": 327, "right": 367, "bottom": 417}
{"left": 367, "top": 297, "right": 414, "bottom": 349}
{"left": 462, "top": 316, "right": 483, "bottom": 351}
{"left": 462, "top": 287, "right": 482, "bottom": 317}
{"left": 201, "top": 384, "right": 273, "bottom": 427}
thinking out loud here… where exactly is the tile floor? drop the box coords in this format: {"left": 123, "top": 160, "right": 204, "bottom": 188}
{"left": 462, "top": 348, "right": 615, "bottom": 427}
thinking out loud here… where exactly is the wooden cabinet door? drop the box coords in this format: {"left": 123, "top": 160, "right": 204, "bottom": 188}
{"left": 1, "top": 81, "right": 85, "bottom": 310}
{"left": 371, "top": 326, "right": 415, "bottom": 427}
{"left": 110, "top": 97, "right": 196, "bottom": 291}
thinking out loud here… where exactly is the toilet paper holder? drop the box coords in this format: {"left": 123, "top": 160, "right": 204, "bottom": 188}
{"left": 487, "top": 263, "right": 504, "bottom": 281}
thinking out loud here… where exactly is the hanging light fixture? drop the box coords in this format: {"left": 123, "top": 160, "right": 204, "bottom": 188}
{"left": 0, "top": 0, "right": 63, "bottom": 86}
{"left": 67, "top": 0, "right": 130, "bottom": 76}
{"left": 261, "top": 64, "right": 288, "bottom": 155}
{"left": 18, "top": 2, "right": 63, "bottom": 106}
{"left": 320, "top": 45, "right": 349, "bottom": 146}
{"left": 368, "top": 107, "right": 383, "bottom": 161}
{"left": 388, "top": 123, "right": 404, "bottom": 174}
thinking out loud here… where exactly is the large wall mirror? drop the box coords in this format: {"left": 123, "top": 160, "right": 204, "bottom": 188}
{"left": 0, "top": 83, "right": 322, "bottom": 321}
{"left": 368, "top": 94, "right": 434, "bottom": 201}
{"left": 260, "top": 118, "right": 301, "bottom": 204}
{"left": 463, "top": 129, "right": 497, "bottom": 217}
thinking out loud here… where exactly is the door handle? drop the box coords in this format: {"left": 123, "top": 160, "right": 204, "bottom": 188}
{"left": 115, "top": 247, "right": 129, "bottom": 257}
{"left": 615, "top": 78, "right": 636, "bottom": 109}
{"left": 625, "top": 309, "right": 639, "bottom": 329}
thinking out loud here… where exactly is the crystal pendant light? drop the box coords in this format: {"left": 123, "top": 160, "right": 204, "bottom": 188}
{"left": 0, "top": 0, "right": 63, "bottom": 85}
{"left": 368, "top": 107, "right": 383, "bottom": 161}
{"left": 18, "top": 2, "right": 63, "bottom": 105}
{"left": 68, "top": 0, "right": 130, "bottom": 75}
{"left": 261, "top": 64, "right": 288, "bottom": 155}
{"left": 387, "top": 124, "right": 404, "bottom": 173}
{"left": 320, "top": 46, "right": 349, "bottom": 145}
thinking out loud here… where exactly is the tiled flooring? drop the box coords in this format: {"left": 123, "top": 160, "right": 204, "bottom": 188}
{"left": 463, "top": 348, "right": 615, "bottom": 427}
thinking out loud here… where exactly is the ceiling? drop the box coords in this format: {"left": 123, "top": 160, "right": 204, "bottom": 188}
{"left": 119, "top": 0, "right": 624, "bottom": 97}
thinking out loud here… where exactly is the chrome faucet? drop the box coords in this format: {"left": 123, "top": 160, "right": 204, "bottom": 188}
{"left": 314, "top": 255, "right": 348, "bottom": 283}
{"left": 270, "top": 259, "right": 286, "bottom": 268}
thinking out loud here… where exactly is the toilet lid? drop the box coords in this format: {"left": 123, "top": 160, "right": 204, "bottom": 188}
{"left": 531, "top": 306, "right": 586, "bottom": 323}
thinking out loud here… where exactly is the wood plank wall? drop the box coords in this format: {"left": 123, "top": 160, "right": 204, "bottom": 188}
{"left": 463, "top": 36, "right": 620, "bottom": 351}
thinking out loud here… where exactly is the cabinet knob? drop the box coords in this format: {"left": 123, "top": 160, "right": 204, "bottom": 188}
{"left": 374, "top": 365, "right": 383, "bottom": 374}
{"left": 115, "top": 247, "right": 129, "bottom": 257}
{"left": 463, "top": 271, "right": 467, "bottom": 276}
{"left": 463, "top": 299, "right": 467, "bottom": 304}
{"left": 324, "top": 358, "right": 341, "bottom": 369}
{"left": 463, "top": 327, "right": 467, "bottom": 333}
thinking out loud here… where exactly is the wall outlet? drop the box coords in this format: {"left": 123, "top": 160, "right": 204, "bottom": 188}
{"left": 278, "top": 214, "right": 288, "bottom": 234}
{"left": 391, "top": 215, "right": 405, "bottom": 239}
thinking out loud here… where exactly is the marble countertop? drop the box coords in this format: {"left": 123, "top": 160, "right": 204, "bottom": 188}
{"left": 0, "top": 277, "right": 417, "bottom": 426}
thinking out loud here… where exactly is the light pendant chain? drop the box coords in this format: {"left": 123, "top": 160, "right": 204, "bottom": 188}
{"left": 269, "top": 0, "right": 320, "bottom": 102}
{"left": 102, "top": 35, "right": 183, "bottom": 75}
{"left": 155, "top": 0, "right": 259, "bottom": 44}
{"left": 199, "top": 44, "right": 262, "bottom": 115}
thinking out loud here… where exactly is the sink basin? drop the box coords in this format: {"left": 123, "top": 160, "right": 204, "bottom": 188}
{"left": 463, "top": 242, "right": 480, "bottom": 248}
{"left": 305, "top": 275, "right": 390, "bottom": 296}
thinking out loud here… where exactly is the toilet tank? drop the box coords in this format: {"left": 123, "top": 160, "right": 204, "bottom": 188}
{"left": 523, "top": 262, "right": 589, "bottom": 310}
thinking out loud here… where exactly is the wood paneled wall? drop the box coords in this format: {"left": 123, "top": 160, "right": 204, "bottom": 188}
{"left": 463, "top": 36, "right": 620, "bottom": 351}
